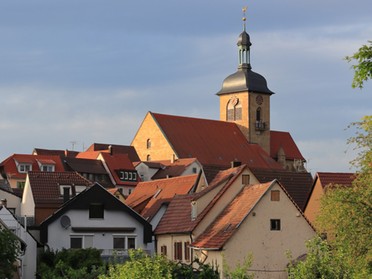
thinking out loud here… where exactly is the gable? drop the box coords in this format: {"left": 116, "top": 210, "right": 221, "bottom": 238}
{"left": 40, "top": 183, "right": 152, "bottom": 243}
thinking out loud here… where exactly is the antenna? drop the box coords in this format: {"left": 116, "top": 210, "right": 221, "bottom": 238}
{"left": 70, "top": 141, "right": 77, "bottom": 151}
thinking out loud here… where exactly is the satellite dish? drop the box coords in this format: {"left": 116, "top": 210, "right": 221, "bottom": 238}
{"left": 60, "top": 215, "right": 71, "bottom": 229}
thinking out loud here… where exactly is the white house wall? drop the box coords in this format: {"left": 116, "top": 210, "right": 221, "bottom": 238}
{"left": 0, "top": 206, "right": 37, "bottom": 279}
{"left": 47, "top": 209, "right": 149, "bottom": 253}
{"left": 0, "top": 189, "right": 21, "bottom": 215}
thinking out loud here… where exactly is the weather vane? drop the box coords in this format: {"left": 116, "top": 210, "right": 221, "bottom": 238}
{"left": 242, "top": 6, "right": 247, "bottom": 31}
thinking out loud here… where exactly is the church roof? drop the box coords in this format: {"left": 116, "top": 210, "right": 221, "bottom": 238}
{"left": 216, "top": 65, "right": 274, "bottom": 95}
{"left": 151, "top": 112, "right": 283, "bottom": 170}
{"left": 270, "top": 131, "right": 305, "bottom": 161}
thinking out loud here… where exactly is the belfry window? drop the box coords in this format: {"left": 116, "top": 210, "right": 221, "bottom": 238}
{"left": 227, "top": 97, "right": 242, "bottom": 121}
{"left": 256, "top": 107, "right": 261, "bottom": 122}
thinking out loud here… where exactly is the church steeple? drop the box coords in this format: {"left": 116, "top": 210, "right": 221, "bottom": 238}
{"left": 238, "top": 7, "right": 252, "bottom": 69}
{"left": 216, "top": 7, "right": 274, "bottom": 154}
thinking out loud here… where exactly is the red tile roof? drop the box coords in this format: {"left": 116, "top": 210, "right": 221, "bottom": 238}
{"left": 191, "top": 182, "right": 273, "bottom": 249}
{"left": 27, "top": 171, "right": 93, "bottom": 205}
{"left": 100, "top": 153, "right": 138, "bottom": 186}
{"left": 155, "top": 165, "right": 247, "bottom": 235}
{"left": 316, "top": 172, "right": 355, "bottom": 188}
{"left": 270, "top": 131, "right": 305, "bottom": 160}
{"left": 151, "top": 112, "right": 283, "bottom": 169}
{"left": 33, "top": 148, "right": 79, "bottom": 158}
{"left": 85, "top": 143, "right": 140, "bottom": 162}
{"left": 250, "top": 168, "right": 313, "bottom": 210}
{"left": 0, "top": 154, "right": 65, "bottom": 180}
{"left": 151, "top": 158, "right": 198, "bottom": 180}
{"left": 126, "top": 174, "right": 199, "bottom": 221}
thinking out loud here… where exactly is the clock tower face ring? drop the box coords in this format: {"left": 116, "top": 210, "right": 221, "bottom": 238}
{"left": 255, "top": 95, "right": 263, "bottom": 105}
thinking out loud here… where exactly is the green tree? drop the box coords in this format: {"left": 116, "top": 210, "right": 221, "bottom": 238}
{"left": 345, "top": 41, "right": 372, "bottom": 89}
{"left": 0, "top": 227, "right": 22, "bottom": 279}
{"left": 288, "top": 116, "right": 372, "bottom": 278}
{"left": 100, "top": 249, "right": 173, "bottom": 279}
{"left": 37, "top": 248, "right": 106, "bottom": 279}
{"left": 223, "top": 254, "right": 254, "bottom": 279}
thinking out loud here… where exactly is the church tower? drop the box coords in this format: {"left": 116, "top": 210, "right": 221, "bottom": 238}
{"left": 216, "top": 8, "right": 274, "bottom": 154}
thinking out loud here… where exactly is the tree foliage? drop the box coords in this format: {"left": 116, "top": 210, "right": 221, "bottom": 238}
{"left": 223, "top": 254, "right": 254, "bottom": 279}
{"left": 0, "top": 227, "right": 22, "bottom": 279}
{"left": 345, "top": 41, "right": 372, "bottom": 89}
{"left": 100, "top": 249, "right": 219, "bottom": 279}
{"left": 37, "top": 248, "right": 106, "bottom": 279}
{"left": 288, "top": 116, "right": 372, "bottom": 278}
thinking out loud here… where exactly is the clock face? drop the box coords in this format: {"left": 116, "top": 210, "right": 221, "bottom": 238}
{"left": 256, "top": 95, "right": 263, "bottom": 105}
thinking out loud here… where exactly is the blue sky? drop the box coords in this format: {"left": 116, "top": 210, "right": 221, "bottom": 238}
{"left": 0, "top": 1, "right": 371, "bottom": 173}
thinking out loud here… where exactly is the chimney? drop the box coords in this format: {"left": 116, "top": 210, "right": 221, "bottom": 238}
{"left": 0, "top": 198, "right": 7, "bottom": 207}
{"left": 191, "top": 201, "right": 197, "bottom": 221}
{"left": 108, "top": 145, "right": 113, "bottom": 155}
{"left": 231, "top": 161, "right": 241, "bottom": 168}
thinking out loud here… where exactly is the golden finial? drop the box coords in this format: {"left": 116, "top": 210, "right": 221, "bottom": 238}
{"left": 242, "top": 6, "right": 247, "bottom": 31}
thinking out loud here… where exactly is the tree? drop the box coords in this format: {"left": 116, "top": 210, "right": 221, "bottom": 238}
{"left": 345, "top": 41, "right": 372, "bottom": 89}
{"left": 100, "top": 249, "right": 173, "bottom": 279}
{"left": 223, "top": 254, "right": 254, "bottom": 279}
{"left": 288, "top": 116, "right": 372, "bottom": 278}
{"left": 37, "top": 248, "right": 106, "bottom": 279}
{"left": 0, "top": 227, "right": 22, "bottom": 279}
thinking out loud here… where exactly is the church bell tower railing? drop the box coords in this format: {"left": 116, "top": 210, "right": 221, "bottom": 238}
{"left": 255, "top": 120, "right": 266, "bottom": 131}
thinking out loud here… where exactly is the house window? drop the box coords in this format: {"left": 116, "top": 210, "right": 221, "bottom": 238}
{"left": 160, "top": 245, "right": 167, "bottom": 256}
{"left": 128, "top": 237, "right": 136, "bottom": 249}
{"left": 41, "top": 164, "right": 55, "bottom": 172}
{"left": 113, "top": 236, "right": 136, "bottom": 250}
{"left": 184, "top": 242, "right": 190, "bottom": 262}
{"left": 242, "top": 174, "right": 250, "bottom": 185}
{"left": 17, "top": 181, "right": 25, "bottom": 189}
{"left": 70, "top": 237, "right": 83, "bottom": 248}
{"left": 271, "top": 190, "right": 280, "bottom": 201}
{"left": 192, "top": 167, "right": 197, "bottom": 174}
{"left": 89, "top": 203, "right": 104, "bottom": 219}
{"left": 270, "top": 219, "right": 281, "bottom": 231}
{"left": 146, "top": 139, "right": 151, "bottom": 149}
{"left": 174, "top": 242, "right": 183, "bottom": 261}
{"left": 18, "top": 163, "right": 32, "bottom": 173}
{"left": 113, "top": 237, "right": 125, "bottom": 250}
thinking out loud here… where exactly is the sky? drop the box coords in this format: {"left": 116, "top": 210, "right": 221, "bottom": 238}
{"left": 0, "top": 0, "right": 371, "bottom": 174}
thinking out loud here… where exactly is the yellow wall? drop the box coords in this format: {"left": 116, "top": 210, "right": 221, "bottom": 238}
{"left": 194, "top": 182, "right": 315, "bottom": 279}
{"left": 156, "top": 234, "right": 194, "bottom": 263}
{"left": 219, "top": 92, "right": 270, "bottom": 154}
{"left": 304, "top": 179, "right": 324, "bottom": 226}
{"left": 131, "top": 112, "right": 177, "bottom": 162}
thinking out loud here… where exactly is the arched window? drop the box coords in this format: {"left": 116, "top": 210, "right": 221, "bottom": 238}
{"left": 146, "top": 139, "right": 151, "bottom": 149}
{"left": 146, "top": 154, "right": 151, "bottom": 161}
{"left": 256, "top": 107, "right": 261, "bottom": 122}
{"left": 226, "top": 97, "right": 242, "bottom": 121}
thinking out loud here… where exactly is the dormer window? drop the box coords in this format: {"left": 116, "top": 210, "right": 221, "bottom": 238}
{"left": 59, "top": 185, "right": 72, "bottom": 196}
{"left": 41, "top": 164, "right": 55, "bottom": 172}
{"left": 37, "top": 159, "right": 56, "bottom": 172}
{"left": 18, "top": 163, "right": 32, "bottom": 173}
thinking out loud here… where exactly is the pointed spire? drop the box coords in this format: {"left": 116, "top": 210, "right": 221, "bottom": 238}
{"left": 237, "top": 6, "right": 252, "bottom": 69}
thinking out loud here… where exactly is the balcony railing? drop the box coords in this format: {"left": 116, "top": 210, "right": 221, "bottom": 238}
{"left": 255, "top": 121, "right": 266, "bottom": 131}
